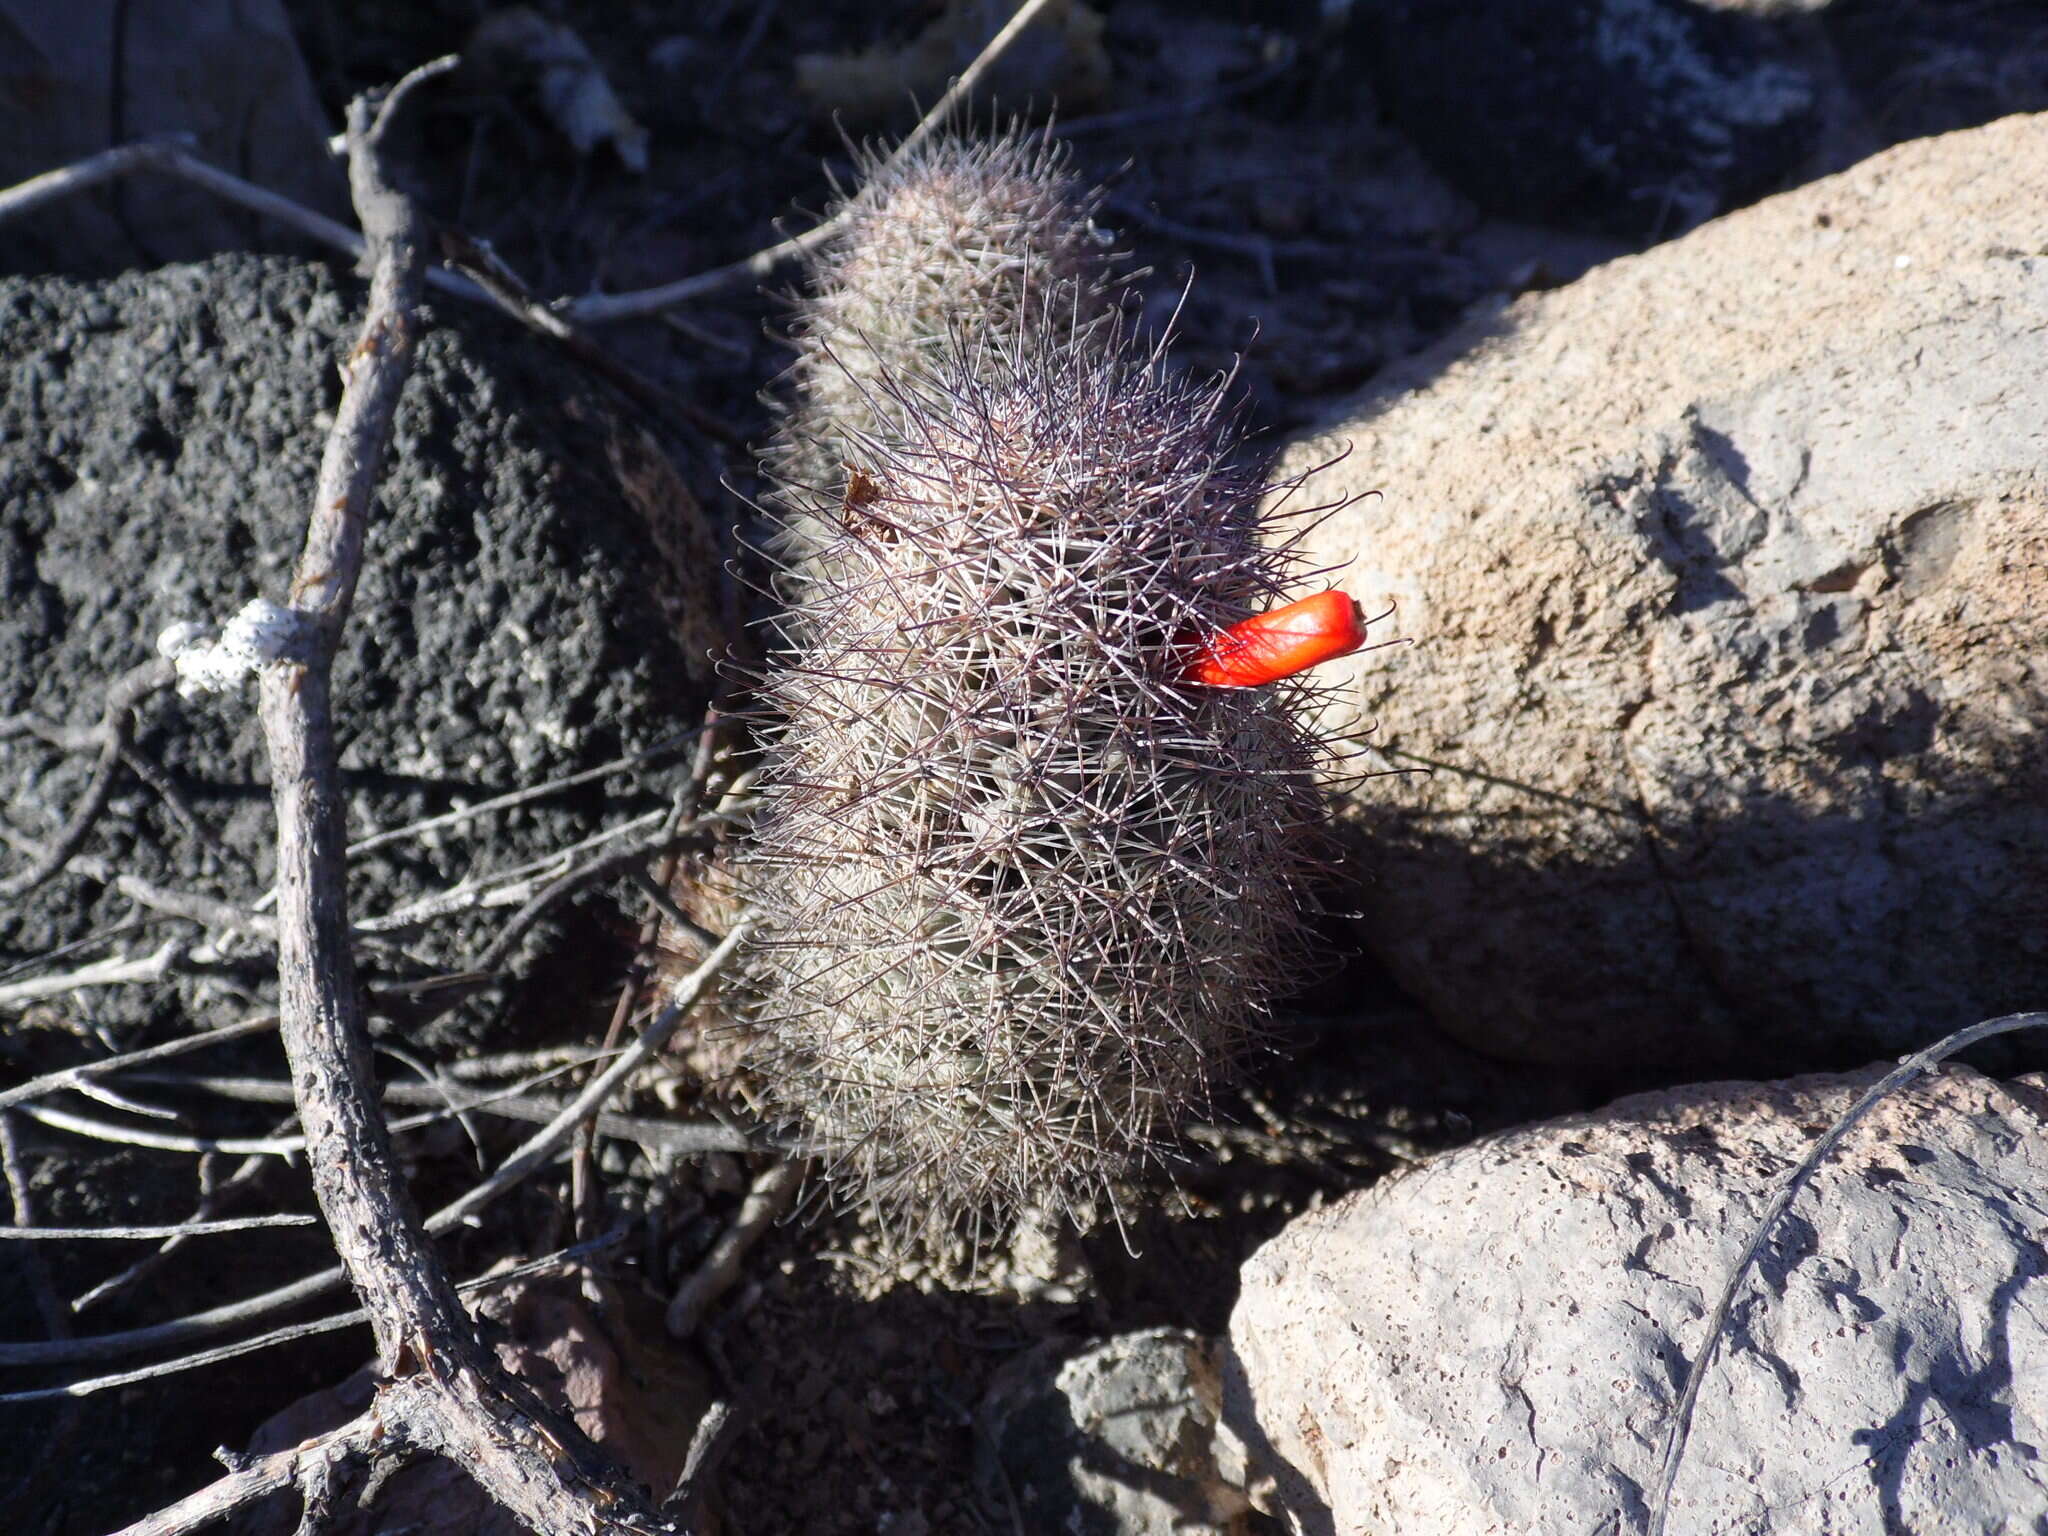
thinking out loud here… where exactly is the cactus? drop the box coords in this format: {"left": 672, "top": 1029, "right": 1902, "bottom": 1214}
{"left": 738, "top": 131, "right": 1350, "bottom": 1248}
{"left": 763, "top": 130, "right": 1112, "bottom": 586}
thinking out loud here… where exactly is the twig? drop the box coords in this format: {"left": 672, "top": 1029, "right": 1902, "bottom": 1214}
{"left": 0, "top": 140, "right": 359, "bottom": 257}
{"left": 352, "top": 808, "right": 668, "bottom": 932}
{"left": 101, "top": 873, "right": 277, "bottom": 941}
{"left": 0, "top": 136, "right": 489, "bottom": 311}
{"left": 0, "top": 920, "right": 750, "bottom": 1369}
{"left": 101, "top": 1408, "right": 384, "bottom": 1536}
{"left": 669, "top": 1399, "right": 737, "bottom": 1517}
{"left": 1099, "top": 193, "right": 1357, "bottom": 296}
{"left": 627, "top": 866, "right": 717, "bottom": 951}
{"left": 4, "top": 1233, "right": 625, "bottom": 1408}
{"left": 443, "top": 1042, "right": 616, "bottom": 1081}
{"left": 71, "top": 1130, "right": 292, "bottom": 1316}
{"left": 1650, "top": 1011, "right": 2048, "bottom": 1536}
{"left": 665, "top": 1157, "right": 802, "bottom": 1338}
{"left": 0, "top": 1111, "right": 85, "bottom": 1522}
{"left": 0, "top": 658, "right": 174, "bottom": 900}
{"left": 578, "top": 714, "right": 731, "bottom": 1235}
{"left": 0, "top": 833, "right": 279, "bottom": 948}
{"left": 113, "top": 743, "right": 253, "bottom": 877}
{"left": 69, "top": 1075, "right": 186, "bottom": 1121}
{"left": 0, "top": 937, "right": 191, "bottom": 1008}
{"left": 134, "top": 1072, "right": 756, "bottom": 1158}
{"left": 562, "top": 0, "right": 1061, "bottom": 324}
{"left": 19, "top": 1097, "right": 470, "bottom": 1157}
{"left": 0, "top": 916, "right": 157, "bottom": 984}
{"left": 0, "top": 1214, "right": 315, "bottom": 1240}
{"left": 441, "top": 232, "right": 745, "bottom": 447}
{"left": 433, "top": 919, "right": 754, "bottom": 1231}
{"left": 0, "top": 0, "right": 1058, "bottom": 342}
{"left": 470, "top": 828, "right": 674, "bottom": 971}
{"left": 339, "top": 728, "right": 700, "bottom": 861}
{"left": 244, "top": 54, "right": 689, "bottom": 1536}
{"left": 0, "top": 1013, "right": 280, "bottom": 1112}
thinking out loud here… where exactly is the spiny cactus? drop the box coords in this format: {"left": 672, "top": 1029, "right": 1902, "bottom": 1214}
{"left": 763, "top": 130, "right": 1113, "bottom": 585}
{"left": 738, "top": 132, "right": 1352, "bottom": 1247}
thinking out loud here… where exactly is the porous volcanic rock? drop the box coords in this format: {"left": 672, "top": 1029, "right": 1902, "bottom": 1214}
{"left": 0, "top": 255, "right": 721, "bottom": 1040}
{"left": 1283, "top": 112, "right": 2048, "bottom": 1069}
{"left": 1225, "top": 1064, "right": 2048, "bottom": 1534}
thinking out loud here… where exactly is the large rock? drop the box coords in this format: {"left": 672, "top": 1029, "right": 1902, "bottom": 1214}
{"left": 1224, "top": 1065, "right": 2048, "bottom": 1534}
{"left": 0, "top": 255, "right": 721, "bottom": 1038}
{"left": 1281, "top": 113, "right": 2048, "bottom": 1069}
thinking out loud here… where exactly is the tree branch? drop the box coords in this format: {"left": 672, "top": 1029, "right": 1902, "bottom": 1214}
{"left": 244, "top": 58, "right": 687, "bottom": 1536}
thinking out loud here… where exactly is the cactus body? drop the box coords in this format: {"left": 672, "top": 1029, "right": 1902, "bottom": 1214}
{"left": 741, "top": 134, "right": 1340, "bottom": 1243}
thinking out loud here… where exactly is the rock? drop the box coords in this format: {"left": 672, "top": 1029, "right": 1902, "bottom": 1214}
{"left": 0, "top": 255, "right": 722, "bottom": 1040}
{"left": 1280, "top": 113, "right": 2048, "bottom": 1069}
{"left": 234, "top": 1275, "right": 715, "bottom": 1536}
{"left": 979, "top": 1328, "right": 1258, "bottom": 1534}
{"left": 1224, "top": 1064, "right": 2048, "bottom": 1535}
{"left": 1361, "top": 0, "right": 1818, "bottom": 237}
{"left": 0, "top": 1, "right": 347, "bottom": 275}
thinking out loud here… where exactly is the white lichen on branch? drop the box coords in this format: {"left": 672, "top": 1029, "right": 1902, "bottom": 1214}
{"left": 157, "top": 599, "right": 310, "bottom": 696}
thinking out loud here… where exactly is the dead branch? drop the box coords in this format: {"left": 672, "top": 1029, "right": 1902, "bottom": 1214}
{"left": 237, "top": 53, "right": 691, "bottom": 1536}
{"left": 0, "top": 0, "right": 1063, "bottom": 343}
{"left": 5, "top": 1233, "right": 626, "bottom": 1409}
{"left": 440, "top": 231, "right": 745, "bottom": 447}
{"left": 352, "top": 808, "right": 669, "bottom": 932}
{"left": 430, "top": 919, "right": 753, "bottom": 1230}
{"left": 0, "top": 1014, "right": 280, "bottom": 1112}
{"left": 0, "top": 1215, "right": 316, "bottom": 1241}
{"left": 101, "top": 1409, "right": 385, "bottom": 1536}
{"left": 0, "top": 832, "right": 279, "bottom": 949}
{"left": 470, "top": 828, "right": 674, "bottom": 971}
{"left": 338, "top": 727, "right": 702, "bottom": 862}
{"left": 0, "top": 922, "right": 747, "bottom": 1371}
{"left": 71, "top": 1133, "right": 293, "bottom": 1316}
{"left": 0, "top": 937, "right": 192, "bottom": 1008}
{"left": 133, "top": 1072, "right": 754, "bottom": 1158}
{"left": 0, "top": 1111, "right": 85, "bottom": 1523}
{"left": 443, "top": 1042, "right": 618, "bottom": 1081}
{"left": 0, "top": 135, "right": 487, "bottom": 313}
{"left": 19, "top": 1096, "right": 483, "bottom": 1158}
{"left": 577, "top": 711, "right": 732, "bottom": 1234}
{"left": 0, "top": 916, "right": 155, "bottom": 985}
{"left": 665, "top": 1157, "right": 802, "bottom": 1338}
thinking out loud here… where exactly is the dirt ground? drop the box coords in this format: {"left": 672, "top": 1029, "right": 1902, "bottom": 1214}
{"left": 4, "top": 1, "right": 2046, "bottom": 1532}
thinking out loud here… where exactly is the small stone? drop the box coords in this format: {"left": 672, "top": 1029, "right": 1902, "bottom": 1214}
{"left": 980, "top": 1329, "right": 1256, "bottom": 1535}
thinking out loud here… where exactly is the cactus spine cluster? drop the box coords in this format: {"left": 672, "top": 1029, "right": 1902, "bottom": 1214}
{"left": 740, "top": 132, "right": 1338, "bottom": 1246}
